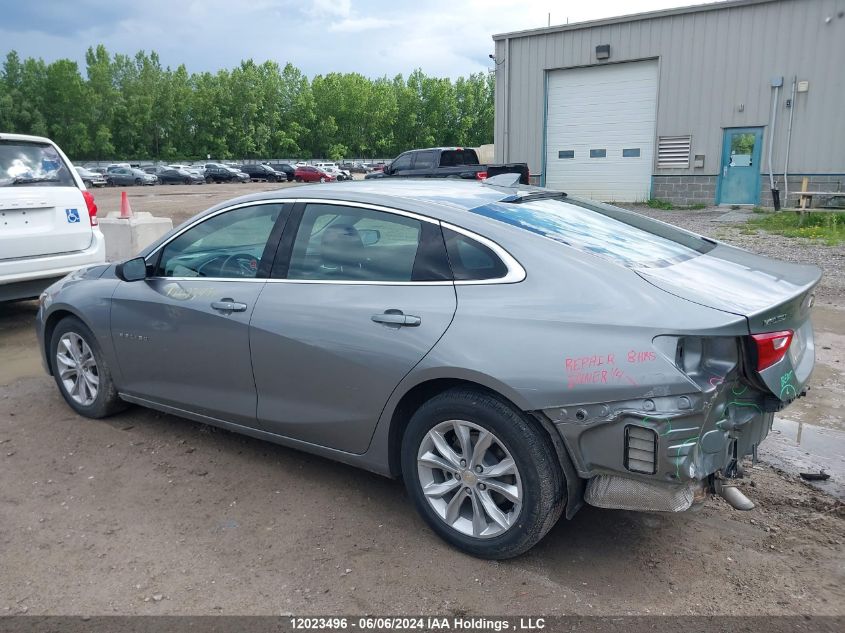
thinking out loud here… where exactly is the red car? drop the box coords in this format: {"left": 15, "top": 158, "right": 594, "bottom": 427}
{"left": 294, "top": 166, "right": 336, "bottom": 183}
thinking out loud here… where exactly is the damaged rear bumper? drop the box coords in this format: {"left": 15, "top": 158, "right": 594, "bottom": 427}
{"left": 541, "top": 383, "right": 779, "bottom": 513}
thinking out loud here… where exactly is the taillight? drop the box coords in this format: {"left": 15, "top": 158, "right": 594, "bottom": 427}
{"left": 476, "top": 171, "right": 488, "bottom": 180}
{"left": 751, "top": 330, "right": 793, "bottom": 370}
{"left": 82, "top": 190, "right": 98, "bottom": 226}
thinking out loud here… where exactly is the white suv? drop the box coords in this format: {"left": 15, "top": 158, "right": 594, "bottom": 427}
{"left": 0, "top": 133, "right": 106, "bottom": 301}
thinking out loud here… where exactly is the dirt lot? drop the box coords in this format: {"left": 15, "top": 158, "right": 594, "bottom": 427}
{"left": 1, "top": 184, "right": 843, "bottom": 616}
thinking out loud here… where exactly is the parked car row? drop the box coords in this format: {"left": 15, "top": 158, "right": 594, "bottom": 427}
{"left": 74, "top": 159, "right": 394, "bottom": 188}
{"left": 143, "top": 165, "right": 205, "bottom": 185}
{"left": 78, "top": 162, "right": 309, "bottom": 186}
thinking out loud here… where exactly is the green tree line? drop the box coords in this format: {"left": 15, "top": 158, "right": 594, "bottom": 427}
{"left": 0, "top": 45, "right": 495, "bottom": 162}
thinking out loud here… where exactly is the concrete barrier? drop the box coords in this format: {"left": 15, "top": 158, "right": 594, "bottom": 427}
{"left": 98, "top": 212, "right": 173, "bottom": 262}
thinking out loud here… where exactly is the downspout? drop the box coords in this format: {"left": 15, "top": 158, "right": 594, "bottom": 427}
{"left": 504, "top": 37, "right": 510, "bottom": 163}
{"left": 783, "top": 76, "right": 797, "bottom": 208}
{"left": 767, "top": 79, "right": 781, "bottom": 209}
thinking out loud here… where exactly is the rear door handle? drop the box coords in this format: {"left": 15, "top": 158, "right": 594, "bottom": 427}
{"left": 211, "top": 298, "right": 248, "bottom": 313}
{"left": 371, "top": 310, "right": 421, "bottom": 327}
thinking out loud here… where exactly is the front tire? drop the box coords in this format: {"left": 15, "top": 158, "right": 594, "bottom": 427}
{"left": 49, "top": 316, "right": 126, "bottom": 419}
{"left": 401, "top": 388, "right": 565, "bottom": 559}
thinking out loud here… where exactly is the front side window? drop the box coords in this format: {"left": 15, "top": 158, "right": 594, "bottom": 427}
{"left": 391, "top": 154, "right": 413, "bottom": 172}
{"left": 155, "top": 203, "right": 284, "bottom": 278}
{"left": 287, "top": 204, "right": 448, "bottom": 282}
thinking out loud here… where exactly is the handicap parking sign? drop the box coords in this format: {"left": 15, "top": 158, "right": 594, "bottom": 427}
{"left": 65, "top": 208, "right": 80, "bottom": 223}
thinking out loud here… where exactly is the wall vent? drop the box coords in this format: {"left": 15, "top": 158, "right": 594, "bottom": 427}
{"left": 657, "top": 135, "right": 692, "bottom": 168}
{"left": 624, "top": 425, "right": 658, "bottom": 474}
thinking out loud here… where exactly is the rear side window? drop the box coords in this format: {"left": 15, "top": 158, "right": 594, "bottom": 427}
{"left": 443, "top": 228, "right": 508, "bottom": 281}
{"left": 285, "top": 204, "right": 451, "bottom": 282}
{"left": 413, "top": 151, "right": 436, "bottom": 170}
{"left": 0, "top": 140, "right": 74, "bottom": 187}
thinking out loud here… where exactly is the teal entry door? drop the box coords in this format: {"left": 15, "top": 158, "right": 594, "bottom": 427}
{"left": 717, "top": 127, "right": 763, "bottom": 205}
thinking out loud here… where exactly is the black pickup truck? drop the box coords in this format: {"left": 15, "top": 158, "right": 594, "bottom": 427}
{"left": 365, "top": 147, "right": 529, "bottom": 184}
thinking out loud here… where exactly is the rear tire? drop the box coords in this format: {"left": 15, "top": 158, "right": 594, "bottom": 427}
{"left": 205, "top": 176, "right": 213, "bottom": 184}
{"left": 401, "top": 388, "right": 565, "bottom": 559}
{"left": 49, "top": 316, "right": 127, "bottom": 419}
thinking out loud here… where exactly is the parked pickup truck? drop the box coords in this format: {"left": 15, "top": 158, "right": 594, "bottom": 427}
{"left": 365, "top": 147, "right": 529, "bottom": 184}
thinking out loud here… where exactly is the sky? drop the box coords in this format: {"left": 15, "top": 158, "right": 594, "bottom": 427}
{"left": 0, "top": 0, "right": 721, "bottom": 79}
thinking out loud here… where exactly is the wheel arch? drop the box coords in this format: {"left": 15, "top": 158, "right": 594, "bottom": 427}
{"left": 42, "top": 307, "right": 95, "bottom": 376}
{"left": 383, "top": 375, "right": 583, "bottom": 518}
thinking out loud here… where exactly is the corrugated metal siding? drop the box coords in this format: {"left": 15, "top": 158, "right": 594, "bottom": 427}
{"left": 494, "top": 0, "right": 845, "bottom": 179}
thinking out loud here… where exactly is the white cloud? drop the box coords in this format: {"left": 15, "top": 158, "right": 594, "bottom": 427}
{"left": 312, "top": 0, "right": 351, "bottom": 17}
{"left": 1, "top": 0, "right": 723, "bottom": 79}
{"left": 329, "top": 17, "right": 396, "bottom": 33}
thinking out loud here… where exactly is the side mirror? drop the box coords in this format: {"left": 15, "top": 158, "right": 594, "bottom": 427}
{"left": 116, "top": 256, "right": 148, "bottom": 282}
{"left": 359, "top": 229, "right": 381, "bottom": 247}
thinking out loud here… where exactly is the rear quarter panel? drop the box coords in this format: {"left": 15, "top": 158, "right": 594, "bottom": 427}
{"left": 365, "top": 225, "right": 750, "bottom": 463}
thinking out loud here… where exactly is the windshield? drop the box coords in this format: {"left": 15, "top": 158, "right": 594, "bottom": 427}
{"left": 0, "top": 140, "right": 75, "bottom": 187}
{"left": 470, "top": 196, "right": 714, "bottom": 269}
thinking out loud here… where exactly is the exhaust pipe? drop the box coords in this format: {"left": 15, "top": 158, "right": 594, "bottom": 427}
{"left": 715, "top": 480, "right": 755, "bottom": 511}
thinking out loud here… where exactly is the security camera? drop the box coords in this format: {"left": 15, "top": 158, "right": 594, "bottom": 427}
{"left": 489, "top": 54, "right": 495, "bottom": 60}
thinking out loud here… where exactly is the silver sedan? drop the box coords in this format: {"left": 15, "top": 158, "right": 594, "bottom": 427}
{"left": 36, "top": 178, "right": 820, "bottom": 558}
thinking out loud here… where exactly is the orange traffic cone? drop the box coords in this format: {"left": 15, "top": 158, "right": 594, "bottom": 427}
{"left": 119, "top": 191, "right": 133, "bottom": 219}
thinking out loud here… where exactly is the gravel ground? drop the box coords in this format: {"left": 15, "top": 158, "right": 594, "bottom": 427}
{"left": 0, "top": 187, "right": 843, "bottom": 616}
{"left": 1, "top": 374, "right": 843, "bottom": 616}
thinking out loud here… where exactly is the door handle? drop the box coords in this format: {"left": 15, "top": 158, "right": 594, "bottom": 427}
{"left": 211, "top": 298, "right": 248, "bottom": 313}
{"left": 371, "top": 310, "right": 421, "bottom": 327}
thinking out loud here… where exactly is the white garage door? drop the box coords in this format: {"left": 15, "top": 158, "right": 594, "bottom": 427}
{"left": 545, "top": 60, "right": 658, "bottom": 201}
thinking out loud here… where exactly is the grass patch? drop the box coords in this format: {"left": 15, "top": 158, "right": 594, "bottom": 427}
{"left": 747, "top": 211, "right": 845, "bottom": 245}
{"left": 645, "top": 199, "right": 709, "bottom": 211}
{"left": 752, "top": 206, "right": 767, "bottom": 214}
{"left": 646, "top": 198, "right": 674, "bottom": 210}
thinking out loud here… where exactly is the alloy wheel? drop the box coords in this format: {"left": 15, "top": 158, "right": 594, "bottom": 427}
{"left": 55, "top": 332, "right": 99, "bottom": 406}
{"left": 417, "top": 419, "right": 523, "bottom": 539}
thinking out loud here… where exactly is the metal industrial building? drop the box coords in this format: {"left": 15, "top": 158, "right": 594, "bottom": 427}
{"left": 492, "top": 0, "right": 845, "bottom": 206}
